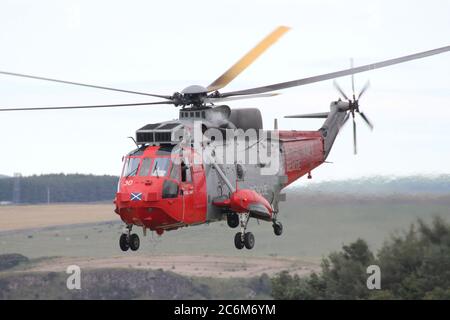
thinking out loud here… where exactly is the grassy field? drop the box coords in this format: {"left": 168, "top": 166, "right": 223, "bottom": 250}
{"left": 1, "top": 191, "right": 449, "bottom": 260}
{"left": 0, "top": 203, "right": 116, "bottom": 232}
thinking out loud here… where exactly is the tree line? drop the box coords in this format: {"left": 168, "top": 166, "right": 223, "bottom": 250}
{"left": 0, "top": 174, "right": 119, "bottom": 204}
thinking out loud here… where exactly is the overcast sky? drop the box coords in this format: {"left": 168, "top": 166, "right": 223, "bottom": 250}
{"left": 0, "top": 0, "right": 449, "bottom": 183}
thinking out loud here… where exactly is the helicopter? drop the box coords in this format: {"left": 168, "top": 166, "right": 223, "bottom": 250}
{"left": 1, "top": 26, "right": 449, "bottom": 251}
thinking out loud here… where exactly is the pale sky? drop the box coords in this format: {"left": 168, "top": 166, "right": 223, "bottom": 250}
{"left": 0, "top": 0, "right": 449, "bottom": 183}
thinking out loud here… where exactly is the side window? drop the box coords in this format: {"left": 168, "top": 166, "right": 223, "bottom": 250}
{"left": 181, "top": 160, "right": 192, "bottom": 183}
{"left": 138, "top": 158, "right": 152, "bottom": 176}
{"left": 162, "top": 180, "right": 179, "bottom": 199}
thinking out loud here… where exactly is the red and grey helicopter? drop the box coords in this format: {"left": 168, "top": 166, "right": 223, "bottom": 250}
{"left": 1, "top": 26, "right": 449, "bottom": 251}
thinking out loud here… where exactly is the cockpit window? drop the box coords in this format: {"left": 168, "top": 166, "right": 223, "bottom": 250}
{"left": 123, "top": 157, "right": 141, "bottom": 177}
{"left": 151, "top": 158, "right": 170, "bottom": 177}
{"left": 138, "top": 158, "right": 152, "bottom": 176}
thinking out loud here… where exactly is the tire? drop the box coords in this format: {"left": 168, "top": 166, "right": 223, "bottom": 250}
{"left": 273, "top": 221, "right": 283, "bottom": 236}
{"left": 227, "top": 213, "right": 239, "bottom": 229}
{"left": 234, "top": 232, "right": 244, "bottom": 250}
{"left": 244, "top": 232, "right": 255, "bottom": 250}
{"left": 119, "top": 234, "right": 129, "bottom": 252}
{"left": 129, "top": 233, "right": 140, "bottom": 251}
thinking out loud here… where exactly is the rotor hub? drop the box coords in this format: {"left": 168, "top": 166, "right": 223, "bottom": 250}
{"left": 172, "top": 86, "right": 209, "bottom": 107}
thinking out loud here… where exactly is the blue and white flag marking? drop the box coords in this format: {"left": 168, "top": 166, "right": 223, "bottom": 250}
{"left": 131, "top": 192, "right": 142, "bottom": 201}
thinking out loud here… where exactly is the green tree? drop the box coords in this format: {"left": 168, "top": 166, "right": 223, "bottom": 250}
{"left": 272, "top": 217, "right": 450, "bottom": 300}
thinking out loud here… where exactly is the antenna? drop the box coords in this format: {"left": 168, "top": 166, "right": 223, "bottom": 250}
{"left": 128, "top": 136, "right": 139, "bottom": 148}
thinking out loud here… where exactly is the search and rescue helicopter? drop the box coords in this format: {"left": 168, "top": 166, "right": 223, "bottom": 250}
{"left": 1, "top": 26, "right": 449, "bottom": 251}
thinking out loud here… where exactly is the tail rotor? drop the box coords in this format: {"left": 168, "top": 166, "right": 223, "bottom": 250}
{"left": 334, "top": 59, "right": 374, "bottom": 155}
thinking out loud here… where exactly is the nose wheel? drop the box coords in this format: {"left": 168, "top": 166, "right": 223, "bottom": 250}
{"left": 119, "top": 225, "right": 140, "bottom": 252}
{"left": 233, "top": 212, "right": 255, "bottom": 250}
{"left": 273, "top": 221, "right": 283, "bottom": 236}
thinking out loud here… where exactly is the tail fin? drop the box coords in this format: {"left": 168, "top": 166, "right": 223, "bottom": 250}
{"left": 285, "top": 101, "right": 349, "bottom": 160}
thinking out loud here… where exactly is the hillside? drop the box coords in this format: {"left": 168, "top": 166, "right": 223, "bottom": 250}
{"left": 295, "top": 175, "right": 450, "bottom": 195}
{"left": 0, "top": 254, "right": 272, "bottom": 300}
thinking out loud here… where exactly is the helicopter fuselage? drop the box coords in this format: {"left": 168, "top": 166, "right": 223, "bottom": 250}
{"left": 114, "top": 127, "right": 324, "bottom": 235}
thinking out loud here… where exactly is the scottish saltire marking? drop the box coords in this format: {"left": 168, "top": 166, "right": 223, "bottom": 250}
{"left": 131, "top": 192, "right": 142, "bottom": 201}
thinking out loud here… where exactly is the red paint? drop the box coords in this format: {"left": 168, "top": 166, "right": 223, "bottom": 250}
{"left": 114, "top": 146, "right": 207, "bottom": 232}
{"left": 278, "top": 130, "right": 324, "bottom": 186}
{"left": 213, "top": 188, "right": 273, "bottom": 216}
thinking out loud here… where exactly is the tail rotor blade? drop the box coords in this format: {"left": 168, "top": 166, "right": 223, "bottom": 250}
{"left": 340, "top": 112, "right": 350, "bottom": 129}
{"left": 350, "top": 58, "right": 355, "bottom": 98}
{"left": 358, "top": 80, "right": 371, "bottom": 100}
{"left": 358, "top": 112, "right": 374, "bottom": 131}
{"left": 333, "top": 80, "right": 349, "bottom": 100}
{"left": 353, "top": 116, "right": 357, "bottom": 155}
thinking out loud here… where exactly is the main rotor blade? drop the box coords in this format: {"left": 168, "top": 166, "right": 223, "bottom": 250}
{"left": 207, "top": 92, "right": 279, "bottom": 103}
{"left": 206, "top": 26, "right": 290, "bottom": 92}
{"left": 358, "top": 112, "right": 374, "bottom": 130}
{"left": 0, "top": 101, "right": 174, "bottom": 112}
{"left": 353, "top": 116, "right": 357, "bottom": 155}
{"left": 219, "top": 45, "right": 450, "bottom": 97}
{"left": 358, "top": 80, "right": 371, "bottom": 100}
{"left": 0, "top": 70, "right": 172, "bottom": 99}
{"left": 285, "top": 112, "right": 329, "bottom": 119}
{"left": 333, "top": 80, "right": 349, "bottom": 100}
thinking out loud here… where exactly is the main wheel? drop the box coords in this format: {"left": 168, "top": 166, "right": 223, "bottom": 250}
{"left": 129, "top": 233, "right": 140, "bottom": 251}
{"left": 244, "top": 232, "right": 255, "bottom": 250}
{"left": 273, "top": 221, "right": 283, "bottom": 236}
{"left": 234, "top": 232, "right": 244, "bottom": 250}
{"left": 227, "top": 213, "right": 239, "bottom": 228}
{"left": 119, "top": 234, "right": 129, "bottom": 251}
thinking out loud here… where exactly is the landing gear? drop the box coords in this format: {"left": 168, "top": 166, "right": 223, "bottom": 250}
{"left": 244, "top": 232, "right": 255, "bottom": 249}
{"left": 119, "top": 234, "right": 129, "bottom": 251}
{"left": 227, "top": 213, "right": 239, "bottom": 228}
{"left": 273, "top": 221, "right": 283, "bottom": 236}
{"left": 234, "top": 231, "right": 255, "bottom": 249}
{"left": 234, "top": 232, "right": 244, "bottom": 249}
{"left": 129, "top": 233, "right": 140, "bottom": 251}
{"left": 233, "top": 212, "right": 255, "bottom": 250}
{"left": 119, "top": 225, "right": 140, "bottom": 252}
